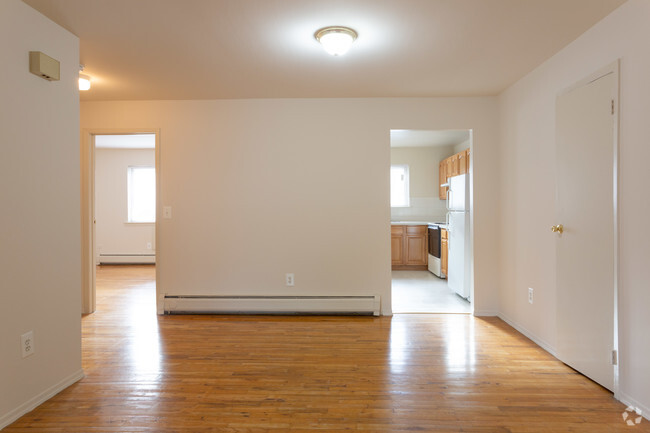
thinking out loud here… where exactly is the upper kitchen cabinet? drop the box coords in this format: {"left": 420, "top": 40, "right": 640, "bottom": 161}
{"left": 449, "top": 153, "right": 460, "bottom": 177}
{"left": 439, "top": 160, "right": 447, "bottom": 199}
{"left": 458, "top": 150, "right": 467, "bottom": 175}
{"left": 438, "top": 148, "right": 470, "bottom": 200}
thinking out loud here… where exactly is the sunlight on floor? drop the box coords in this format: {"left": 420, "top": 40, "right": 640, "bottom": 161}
{"left": 391, "top": 270, "right": 471, "bottom": 314}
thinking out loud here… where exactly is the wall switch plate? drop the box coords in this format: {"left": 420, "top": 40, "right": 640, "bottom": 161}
{"left": 163, "top": 206, "right": 172, "bottom": 219}
{"left": 147, "top": 242, "right": 152, "bottom": 250}
{"left": 21, "top": 331, "right": 35, "bottom": 358}
{"left": 528, "top": 288, "right": 534, "bottom": 304}
{"left": 285, "top": 273, "right": 295, "bottom": 287}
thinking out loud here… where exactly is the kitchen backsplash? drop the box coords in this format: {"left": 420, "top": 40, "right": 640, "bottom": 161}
{"left": 391, "top": 197, "right": 447, "bottom": 222}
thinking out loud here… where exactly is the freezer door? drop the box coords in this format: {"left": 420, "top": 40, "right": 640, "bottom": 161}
{"left": 448, "top": 174, "right": 467, "bottom": 211}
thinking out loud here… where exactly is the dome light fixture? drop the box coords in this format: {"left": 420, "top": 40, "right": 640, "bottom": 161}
{"left": 314, "top": 26, "right": 358, "bottom": 56}
{"left": 79, "top": 64, "right": 91, "bottom": 91}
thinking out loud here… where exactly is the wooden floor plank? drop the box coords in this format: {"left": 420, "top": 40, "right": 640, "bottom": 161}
{"left": 4, "top": 265, "right": 647, "bottom": 432}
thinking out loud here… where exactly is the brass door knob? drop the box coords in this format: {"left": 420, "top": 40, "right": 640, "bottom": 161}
{"left": 551, "top": 224, "right": 564, "bottom": 234}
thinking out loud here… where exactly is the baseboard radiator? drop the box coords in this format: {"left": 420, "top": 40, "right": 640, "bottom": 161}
{"left": 98, "top": 254, "right": 155, "bottom": 264}
{"left": 163, "top": 295, "right": 381, "bottom": 316}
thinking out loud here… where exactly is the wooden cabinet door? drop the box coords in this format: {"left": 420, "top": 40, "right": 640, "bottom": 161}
{"left": 391, "top": 225, "right": 405, "bottom": 265}
{"left": 405, "top": 226, "right": 427, "bottom": 266}
{"left": 405, "top": 235, "right": 427, "bottom": 265}
{"left": 465, "top": 149, "right": 470, "bottom": 173}
{"left": 391, "top": 234, "right": 404, "bottom": 265}
{"left": 458, "top": 151, "right": 467, "bottom": 175}
{"left": 450, "top": 154, "right": 460, "bottom": 177}
{"left": 439, "top": 160, "right": 447, "bottom": 200}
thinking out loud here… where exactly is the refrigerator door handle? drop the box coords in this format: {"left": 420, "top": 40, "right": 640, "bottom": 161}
{"left": 446, "top": 188, "right": 451, "bottom": 210}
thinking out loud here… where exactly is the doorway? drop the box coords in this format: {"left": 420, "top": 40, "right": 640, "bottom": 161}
{"left": 389, "top": 129, "right": 473, "bottom": 314}
{"left": 81, "top": 130, "right": 160, "bottom": 314}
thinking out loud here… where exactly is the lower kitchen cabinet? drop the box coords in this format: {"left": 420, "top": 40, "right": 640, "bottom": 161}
{"left": 392, "top": 225, "right": 428, "bottom": 270}
{"left": 391, "top": 226, "right": 405, "bottom": 266}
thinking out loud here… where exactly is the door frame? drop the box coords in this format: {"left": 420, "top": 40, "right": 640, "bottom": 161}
{"left": 81, "top": 128, "right": 161, "bottom": 314}
{"left": 555, "top": 60, "right": 620, "bottom": 395}
{"left": 388, "top": 129, "right": 475, "bottom": 314}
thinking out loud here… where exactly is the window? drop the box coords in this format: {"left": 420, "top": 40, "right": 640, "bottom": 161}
{"left": 127, "top": 166, "right": 156, "bottom": 222}
{"left": 390, "top": 164, "right": 410, "bottom": 207}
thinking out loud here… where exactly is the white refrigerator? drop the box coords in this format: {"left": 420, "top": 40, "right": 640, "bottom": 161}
{"left": 446, "top": 174, "right": 471, "bottom": 299}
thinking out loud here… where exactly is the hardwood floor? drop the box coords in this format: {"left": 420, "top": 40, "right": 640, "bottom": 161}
{"left": 4, "top": 265, "right": 645, "bottom": 432}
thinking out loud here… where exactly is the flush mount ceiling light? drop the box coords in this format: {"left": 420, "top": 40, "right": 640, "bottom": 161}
{"left": 314, "top": 26, "right": 358, "bottom": 56}
{"left": 79, "top": 64, "right": 91, "bottom": 91}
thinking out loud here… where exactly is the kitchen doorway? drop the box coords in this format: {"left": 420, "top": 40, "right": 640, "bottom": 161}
{"left": 81, "top": 130, "right": 160, "bottom": 314}
{"left": 389, "top": 129, "right": 473, "bottom": 314}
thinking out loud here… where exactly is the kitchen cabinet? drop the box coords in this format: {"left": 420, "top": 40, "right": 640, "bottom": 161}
{"left": 391, "top": 225, "right": 405, "bottom": 266}
{"left": 458, "top": 150, "right": 467, "bottom": 175}
{"left": 391, "top": 225, "right": 428, "bottom": 270}
{"left": 439, "top": 148, "right": 470, "bottom": 200}
{"left": 439, "top": 160, "right": 448, "bottom": 200}
{"left": 440, "top": 228, "right": 448, "bottom": 278}
{"left": 450, "top": 153, "right": 460, "bottom": 177}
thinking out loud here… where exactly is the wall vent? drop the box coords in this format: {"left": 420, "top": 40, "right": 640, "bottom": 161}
{"left": 98, "top": 254, "right": 155, "bottom": 264}
{"left": 163, "top": 295, "right": 381, "bottom": 316}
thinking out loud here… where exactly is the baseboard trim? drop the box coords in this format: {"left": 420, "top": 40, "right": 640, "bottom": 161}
{"left": 617, "top": 391, "right": 650, "bottom": 423}
{"left": 473, "top": 310, "right": 498, "bottom": 317}
{"left": 392, "top": 265, "right": 428, "bottom": 271}
{"left": 0, "top": 369, "right": 84, "bottom": 430}
{"left": 497, "top": 312, "right": 557, "bottom": 358}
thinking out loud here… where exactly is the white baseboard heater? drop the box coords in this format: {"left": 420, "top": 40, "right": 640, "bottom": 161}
{"left": 98, "top": 254, "right": 155, "bottom": 264}
{"left": 163, "top": 295, "right": 381, "bottom": 316}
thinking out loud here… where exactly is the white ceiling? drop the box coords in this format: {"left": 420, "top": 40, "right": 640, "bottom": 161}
{"left": 23, "top": 0, "right": 626, "bottom": 101}
{"left": 95, "top": 134, "right": 155, "bottom": 149}
{"left": 390, "top": 130, "right": 469, "bottom": 148}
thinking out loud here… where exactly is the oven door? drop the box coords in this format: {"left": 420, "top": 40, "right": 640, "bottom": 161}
{"left": 427, "top": 225, "right": 442, "bottom": 277}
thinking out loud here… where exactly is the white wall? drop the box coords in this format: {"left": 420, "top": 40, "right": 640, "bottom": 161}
{"left": 81, "top": 97, "right": 500, "bottom": 316}
{"left": 498, "top": 0, "right": 650, "bottom": 414}
{"left": 95, "top": 148, "right": 156, "bottom": 261}
{"left": 390, "top": 145, "right": 455, "bottom": 222}
{"left": 0, "top": 0, "right": 82, "bottom": 428}
{"left": 453, "top": 139, "right": 471, "bottom": 155}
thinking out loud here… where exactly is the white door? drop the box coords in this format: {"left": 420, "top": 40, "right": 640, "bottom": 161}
{"left": 555, "top": 66, "right": 617, "bottom": 391}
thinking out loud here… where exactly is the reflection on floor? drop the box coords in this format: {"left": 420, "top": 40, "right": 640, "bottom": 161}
{"left": 5, "top": 265, "right": 633, "bottom": 432}
{"left": 392, "top": 270, "right": 471, "bottom": 314}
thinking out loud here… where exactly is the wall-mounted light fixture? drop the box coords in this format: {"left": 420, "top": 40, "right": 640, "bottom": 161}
{"left": 79, "top": 65, "right": 91, "bottom": 91}
{"left": 314, "top": 26, "right": 358, "bottom": 56}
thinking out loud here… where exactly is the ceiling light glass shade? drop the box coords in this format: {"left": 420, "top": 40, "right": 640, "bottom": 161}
{"left": 315, "top": 26, "right": 358, "bottom": 56}
{"left": 79, "top": 74, "right": 91, "bottom": 91}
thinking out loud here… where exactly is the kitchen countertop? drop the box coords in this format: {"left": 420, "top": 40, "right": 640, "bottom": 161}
{"left": 391, "top": 221, "right": 447, "bottom": 229}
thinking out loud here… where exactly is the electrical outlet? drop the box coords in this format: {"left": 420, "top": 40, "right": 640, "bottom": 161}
{"left": 285, "top": 273, "right": 295, "bottom": 287}
{"left": 163, "top": 206, "right": 172, "bottom": 219}
{"left": 21, "top": 331, "right": 35, "bottom": 358}
{"left": 528, "top": 288, "right": 534, "bottom": 304}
